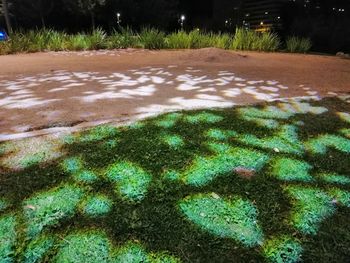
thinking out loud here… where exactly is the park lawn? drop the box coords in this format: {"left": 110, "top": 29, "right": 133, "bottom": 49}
{"left": 0, "top": 96, "right": 350, "bottom": 263}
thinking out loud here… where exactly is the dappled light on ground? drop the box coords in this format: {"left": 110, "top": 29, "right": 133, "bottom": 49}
{"left": 0, "top": 65, "right": 327, "bottom": 137}
{"left": 0, "top": 97, "right": 350, "bottom": 262}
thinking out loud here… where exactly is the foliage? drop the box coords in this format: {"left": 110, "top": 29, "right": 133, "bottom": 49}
{"left": 0, "top": 28, "right": 313, "bottom": 55}
{"left": 139, "top": 27, "right": 165, "bottom": 49}
{"left": 286, "top": 36, "right": 312, "bottom": 53}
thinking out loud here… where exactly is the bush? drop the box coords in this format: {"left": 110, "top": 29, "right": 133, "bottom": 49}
{"left": 88, "top": 28, "right": 107, "bottom": 50}
{"left": 139, "top": 27, "right": 165, "bottom": 49}
{"left": 166, "top": 30, "right": 191, "bottom": 49}
{"left": 231, "top": 28, "right": 280, "bottom": 52}
{"left": 67, "top": 33, "right": 90, "bottom": 51}
{"left": 107, "top": 27, "right": 139, "bottom": 49}
{"left": 286, "top": 36, "right": 312, "bottom": 53}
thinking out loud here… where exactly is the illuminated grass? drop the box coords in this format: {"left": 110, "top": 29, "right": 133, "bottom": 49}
{"left": 155, "top": 113, "right": 182, "bottom": 128}
{"left": 205, "top": 129, "right": 237, "bottom": 140}
{"left": 318, "top": 173, "right": 350, "bottom": 185}
{"left": 238, "top": 125, "right": 304, "bottom": 155}
{"left": 182, "top": 144, "right": 268, "bottom": 186}
{"left": 112, "top": 243, "right": 148, "bottom": 262}
{"left": 263, "top": 236, "right": 302, "bottom": 263}
{"left": 23, "top": 185, "right": 83, "bottom": 238}
{"left": 79, "top": 125, "right": 118, "bottom": 142}
{"left": 112, "top": 242, "right": 180, "bottom": 263}
{"left": 179, "top": 194, "right": 264, "bottom": 247}
{"left": 0, "top": 199, "right": 9, "bottom": 212}
{"left": 20, "top": 153, "right": 45, "bottom": 168}
{"left": 305, "top": 135, "right": 350, "bottom": 154}
{"left": 329, "top": 189, "right": 350, "bottom": 208}
{"left": 128, "top": 121, "right": 145, "bottom": 130}
{"left": 337, "top": 112, "right": 350, "bottom": 123}
{"left": 163, "top": 170, "right": 181, "bottom": 181}
{"left": 55, "top": 232, "right": 111, "bottom": 263}
{"left": 238, "top": 106, "right": 293, "bottom": 120}
{"left": 0, "top": 215, "right": 16, "bottom": 262}
{"left": 184, "top": 112, "right": 223, "bottom": 124}
{"left": 73, "top": 170, "right": 98, "bottom": 184}
{"left": 62, "top": 157, "right": 83, "bottom": 174}
{"left": 242, "top": 116, "right": 280, "bottom": 129}
{"left": 272, "top": 158, "right": 313, "bottom": 182}
{"left": 280, "top": 102, "right": 328, "bottom": 115}
{"left": 284, "top": 186, "right": 336, "bottom": 235}
{"left": 23, "top": 236, "right": 55, "bottom": 263}
{"left": 82, "top": 195, "right": 112, "bottom": 217}
{"left": 162, "top": 134, "right": 184, "bottom": 149}
{"left": 340, "top": 128, "right": 350, "bottom": 138}
{"left": 106, "top": 162, "right": 152, "bottom": 202}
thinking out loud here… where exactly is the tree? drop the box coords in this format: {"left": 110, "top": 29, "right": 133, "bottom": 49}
{"left": 13, "top": 0, "right": 54, "bottom": 28}
{"left": 1, "top": 0, "right": 12, "bottom": 34}
{"left": 63, "top": 0, "right": 106, "bottom": 30}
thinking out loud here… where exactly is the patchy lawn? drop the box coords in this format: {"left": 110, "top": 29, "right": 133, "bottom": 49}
{"left": 0, "top": 97, "right": 350, "bottom": 263}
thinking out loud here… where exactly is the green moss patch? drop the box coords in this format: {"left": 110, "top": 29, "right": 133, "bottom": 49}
{"left": 329, "top": 188, "right": 350, "bottom": 208}
{"left": 23, "top": 185, "right": 83, "bottom": 238}
{"left": 106, "top": 162, "right": 152, "bottom": 202}
{"left": 262, "top": 236, "right": 302, "bottom": 263}
{"left": 55, "top": 232, "right": 111, "bottom": 263}
{"left": 272, "top": 158, "right": 313, "bottom": 182}
{"left": 180, "top": 194, "right": 264, "bottom": 247}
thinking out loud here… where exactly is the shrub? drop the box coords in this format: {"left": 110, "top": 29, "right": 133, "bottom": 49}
{"left": 107, "top": 27, "right": 139, "bottom": 49}
{"left": 67, "top": 33, "right": 90, "bottom": 51}
{"left": 286, "top": 36, "right": 312, "bottom": 53}
{"left": 139, "top": 27, "right": 165, "bottom": 49}
{"left": 88, "top": 28, "right": 107, "bottom": 50}
{"left": 231, "top": 28, "right": 280, "bottom": 52}
{"left": 166, "top": 30, "right": 191, "bottom": 49}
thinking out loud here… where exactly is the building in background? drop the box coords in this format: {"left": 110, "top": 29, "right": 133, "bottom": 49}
{"left": 242, "top": 0, "right": 287, "bottom": 32}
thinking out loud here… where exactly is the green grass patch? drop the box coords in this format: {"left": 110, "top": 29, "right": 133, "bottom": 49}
{"left": 179, "top": 193, "right": 263, "bottom": 247}
{"left": 0, "top": 98, "right": 350, "bottom": 262}
{"left": 106, "top": 162, "right": 152, "bottom": 202}
{"left": 81, "top": 195, "right": 112, "bottom": 217}
{"left": 263, "top": 236, "right": 302, "bottom": 263}
{"left": 23, "top": 184, "right": 83, "bottom": 239}
{"left": 0, "top": 215, "right": 17, "bottom": 262}
{"left": 55, "top": 232, "right": 110, "bottom": 263}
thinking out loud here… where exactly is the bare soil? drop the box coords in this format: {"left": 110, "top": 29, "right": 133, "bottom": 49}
{"left": 0, "top": 48, "right": 349, "bottom": 138}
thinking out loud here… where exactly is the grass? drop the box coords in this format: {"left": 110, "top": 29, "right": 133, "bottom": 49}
{"left": 286, "top": 36, "right": 312, "bottom": 53}
{"left": 1, "top": 27, "right": 308, "bottom": 55}
{"left": 0, "top": 97, "right": 349, "bottom": 262}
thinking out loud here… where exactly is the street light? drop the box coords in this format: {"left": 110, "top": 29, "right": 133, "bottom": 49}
{"left": 180, "top": 15, "right": 186, "bottom": 30}
{"left": 116, "top": 12, "right": 121, "bottom": 26}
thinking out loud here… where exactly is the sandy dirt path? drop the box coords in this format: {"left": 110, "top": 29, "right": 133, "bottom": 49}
{"left": 0, "top": 48, "right": 349, "bottom": 138}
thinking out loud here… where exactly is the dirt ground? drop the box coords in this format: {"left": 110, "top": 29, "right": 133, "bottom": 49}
{"left": 0, "top": 48, "right": 349, "bottom": 139}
